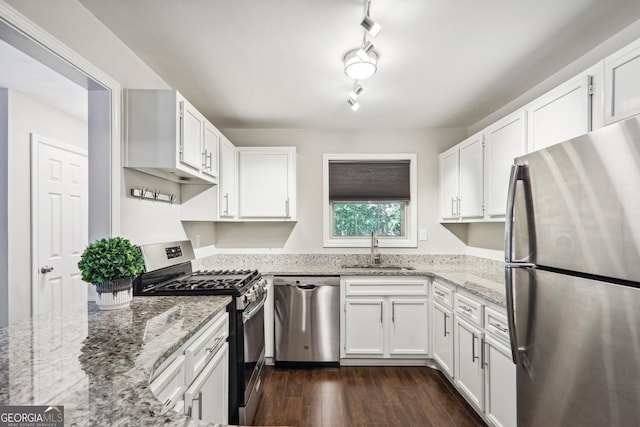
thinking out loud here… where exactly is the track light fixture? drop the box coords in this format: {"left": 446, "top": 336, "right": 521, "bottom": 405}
{"left": 349, "top": 84, "right": 364, "bottom": 100}
{"left": 343, "top": 0, "right": 382, "bottom": 111}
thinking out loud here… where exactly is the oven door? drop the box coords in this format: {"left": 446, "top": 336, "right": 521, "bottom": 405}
{"left": 239, "top": 290, "right": 266, "bottom": 424}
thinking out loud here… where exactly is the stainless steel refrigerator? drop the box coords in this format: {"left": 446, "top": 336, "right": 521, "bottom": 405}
{"left": 505, "top": 115, "right": 640, "bottom": 427}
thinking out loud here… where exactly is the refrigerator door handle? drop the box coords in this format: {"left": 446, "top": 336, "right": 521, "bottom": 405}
{"left": 505, "top": 164, "right": 522, "bottom": 263}
{"left": 505, "top": 265, "right": 519, "bottom": 364}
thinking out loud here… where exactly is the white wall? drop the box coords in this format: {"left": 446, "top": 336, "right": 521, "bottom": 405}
{"left": 197, "top": 128, "right": 470, "bottom": 255}
{"left": 7, "top": 90, "right": 88, "bottom": 322}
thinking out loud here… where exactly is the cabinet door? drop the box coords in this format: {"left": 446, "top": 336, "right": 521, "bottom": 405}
{"left": 454, "top": 317, "right": 484, "bottom": 411}
{"left": 344, "top": 299, "right": 384, "bottom": 356}
{"left": 184, "top": 343, "right": 229, "bottom": 424}
{"left": 239, "top": 148, "right": 294, "bottom": 218}
{"left": 484, "top": 111, "right": 527, "bottom": 217}
{"left": 439, "top": 147, "right": 459, "bottom": 220}
{"left": 484, "top": 335, "right": 516, "bottom": 427}
{"left": 528, "top": 75, "right": 591, "bottom": 152}
{"left": 432, "top": 302, "right": 454, "bottom": 377}
{"left": 605, "top": 38, "right": 640, "bottom": 125}
{"left": 458, "top": 133, "right": 484, "bottom": 219}
{"left": 202, "top": 122, "right": 219, "bottom": 178}
{"left": 150, "top": 355, "right": 186, "bottom": 412}
{"left": 389, "top": 298, "right": 429, "bottom": 355}
{"left": 219, "top": 137, "right": 237, "bottom": 218}
{"left": 180, "top": 99, "right": 205, "bottom": 171}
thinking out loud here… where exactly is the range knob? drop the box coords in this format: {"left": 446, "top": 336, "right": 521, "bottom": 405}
{"left": 246, "top": 289, "right": 257, "bottom": 302}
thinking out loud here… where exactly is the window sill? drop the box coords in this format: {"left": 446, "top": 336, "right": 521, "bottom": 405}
{"left": 323, "top": 236, "right": 417, "bottom": 248}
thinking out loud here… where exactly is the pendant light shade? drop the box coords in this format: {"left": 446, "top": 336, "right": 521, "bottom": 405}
{"left": 344, "top": 49, "right": 378, "bottom": 80}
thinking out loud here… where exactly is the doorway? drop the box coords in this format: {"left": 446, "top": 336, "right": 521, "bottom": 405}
{"left": 0, "top": 7, "right": 121, "bottom": 325}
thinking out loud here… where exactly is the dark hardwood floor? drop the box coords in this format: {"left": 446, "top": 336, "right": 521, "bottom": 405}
{"left": 253, "top": 365, "right": 487, "bottom": 427}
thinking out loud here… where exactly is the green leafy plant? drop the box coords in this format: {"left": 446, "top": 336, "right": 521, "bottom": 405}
{"left": 78, "top": 237, "right": 144, "bottom": 285}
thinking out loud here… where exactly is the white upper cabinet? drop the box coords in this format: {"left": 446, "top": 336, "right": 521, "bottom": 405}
{"left": 527, "top": 74, "right": 592, "bottom": 152}
{"left": 218, "top": 136, "right": 238, "bottom": 219}
{"left": 439, "top": 146, "right": 459, "bottom": 220}
{"left": 238, "top": 147, "right": 297, "bottom": 220}
{"left": 202, "top": 122, "right": 220, "bottom": 179}
{"left": 458, "top": 133, "right": 484, "bottom": 219}
{"left": 604, "top": 38, "right": 640, "bottom": 125}
{"left": 484, "top": 111, "right": 527, "bottom": 217}
{"left": 124, "top": 89, "right": 217, "bottom": 184}
{"left": 439, "top": 132, "right": 483, "bottom": 221}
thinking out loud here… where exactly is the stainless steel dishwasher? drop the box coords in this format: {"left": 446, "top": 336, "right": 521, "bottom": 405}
{"left": 273, "top": 276, "right": 340, "bottom": 366}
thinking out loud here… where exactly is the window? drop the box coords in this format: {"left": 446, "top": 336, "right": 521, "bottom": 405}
{"left": 323, "top": 154, "right": 418, "bottom": 248}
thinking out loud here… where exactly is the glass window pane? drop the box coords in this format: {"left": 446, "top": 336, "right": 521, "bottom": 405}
{"left": 332, "top": 201, "right": 406, "bottom": 238}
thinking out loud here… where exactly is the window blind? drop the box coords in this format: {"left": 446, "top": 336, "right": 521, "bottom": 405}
{"left": 328, "top": 160, "right": 411, "bottom": 201}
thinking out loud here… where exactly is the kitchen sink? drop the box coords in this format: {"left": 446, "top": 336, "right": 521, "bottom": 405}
{"left": 341, "top": 264, "right": 416, "bottom": 271}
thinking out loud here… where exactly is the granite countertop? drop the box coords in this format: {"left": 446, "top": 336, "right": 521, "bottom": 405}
{"left": 0, "top": 295, "right": 231, "bottom": 427}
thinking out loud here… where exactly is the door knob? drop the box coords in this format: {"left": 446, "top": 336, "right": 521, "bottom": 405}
{"left": 40, "top": 266, "right": 54, "bottom": 274}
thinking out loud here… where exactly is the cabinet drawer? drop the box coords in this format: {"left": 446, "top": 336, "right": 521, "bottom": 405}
{"left": 185, "top": 312, "right": 229, "bottom": 384}
{"left": 454, "top": 293, "right": 483, "bottom": 326}
{"left": 344, "top": 277, "right": 429, "bottom": 296}
{"left": 484, "top": 306, "right": 509, "bottom": 343}
{"left": 150, "top": 355, "right": 185, "bottom": 410}
{"left": 432, "top": 281, "right": 454, "bottom": 308}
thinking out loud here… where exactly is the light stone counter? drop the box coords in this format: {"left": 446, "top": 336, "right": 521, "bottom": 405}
{"left": 194, "top": 254, "right": 506, "bottom": 306}
{"left": 0, "top": 295, "right": 231, "bottom": 427}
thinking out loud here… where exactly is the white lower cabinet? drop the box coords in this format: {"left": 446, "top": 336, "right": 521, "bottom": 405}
{"left": 150, "top": 310, "right": 229, "bottom": 424}
{"left": 431, "top": 283, "right": 516, "bottom": 427}
{"left": 432, "top": 301, "right": 454, "bottom": 377}
{"left": 454, "top": 316, "right": 484, "bottom": 411}
{"left": 484, "top": 335, "right": 517, "bottom": 427}
{"left": 341, "top": 277, "right": 429, "bottom": 360}
{"left": 184, "top": 343, "right": 229, "bottom": 424}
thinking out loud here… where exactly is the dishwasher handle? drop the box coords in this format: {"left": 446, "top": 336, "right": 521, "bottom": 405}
{"left": 296, "top": 284, "right": 316, "bottom": 290}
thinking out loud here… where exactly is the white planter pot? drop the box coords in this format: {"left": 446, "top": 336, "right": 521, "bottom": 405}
{"left": 95, "top": 278, "right": 133, "bottom": 310}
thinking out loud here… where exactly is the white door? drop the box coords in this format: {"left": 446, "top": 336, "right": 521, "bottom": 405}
{"left": 432, "top": 302, "right": 454, "bottom": 377}
{"left": 218, "top": 137, "right": 238, "bottom": 218}
{"left": 389, "top": 298, "right": 429, "bottom": 355}
{"left": 454, "top": 317, "right": 484, "bottom": 411}
{"left": 344, "top": 299, "right": 384, "bottom": 356}
{"left": 238, "top": 149, "right": 292, "bottom": 218}
{"left": 180, "top": 99, "right": 204, "bottom": 172}
{"left": 484, "top": 335, "right": 517, "bottom": 427}
{"left": 202, "top": 122, "right": 219, "bottom": 178}
{"left": 32, "top": 134, "right": 88, "bottom": 316}
{"left": 184, "top": 344, "right": 229, "bottom": 424}
{"left": 458, "top": 133, "right": 484, "bottom": 219}
{"left": 439, "top": 147, "right": 459, "bottom": 220}
{"left": 484, "top": 111, "right": 527, "bottom": 217}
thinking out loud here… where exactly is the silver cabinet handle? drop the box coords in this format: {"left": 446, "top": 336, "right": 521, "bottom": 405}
{"left": 379, "top": 301, "right": 383, "bottom": 323}
{"left": 206, "top": 152, "right": 213, "bottom": 171}
{"left": 223, "top": 193, "right": 229, "bottom": 216}
{"left": 205, "top": 337, "right": 224, "bottom": 354}
{"left": 40, "top": 266, "right": 54, "bottom": 274}
{"left": 481, "top": 337, "right": 487, "bottom": 369}
{"left": 471, "top": 332, "right": 475, "bottom": 362}
{"left": 451, "top": 197, "right": 456, "bottom": 217}
{"left": 285, "top": 197, "right": 290, "bottom": 217}
{"left": 435, "top": 290, "right": 445, "bottom": 297}
{"left": 392, "top": 301, "right": 395, "bottom": 323}
{"left": 201, "top": 149, "right": 208, "bottom": 170}
{"left": 490, "top": 322, "right": 508, "bottom": 333}
{"left": 443, "top": 312, "right": 449, "bottom": 337}
{"left": 456, "top": 196, "right": 461, "bottom": 217}
{"left": 459, "top": 305, "right": 472, "bottom": 313}
{"left": 188, "top": 391, "right": 203, "bottom": 419}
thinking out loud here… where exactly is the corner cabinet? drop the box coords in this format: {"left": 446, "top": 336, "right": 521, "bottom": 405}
{"left": 124, "top": 89, "right": 218, "bottom": 185}
{"left": 439, "top": 132, "right": 484, "bottom": 221}
{"left": 218, "top": 136, "right": 238, "bottom": 219}
{"left": 238, "top": 147, "right": 297, "bottom": 221}
{"left": 341, "top": 277, "right": 429, "bottom": 361}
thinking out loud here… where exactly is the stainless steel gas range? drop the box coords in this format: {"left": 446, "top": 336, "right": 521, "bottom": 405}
{"left": 133, "top": 240, "right": 267, "bottom": 425}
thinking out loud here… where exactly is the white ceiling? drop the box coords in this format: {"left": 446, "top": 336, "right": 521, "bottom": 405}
{"left": 0, "top": 38, "right": 87, "bottom": 121}
{"left": 76, "top": 0, "right": 640, "bottom": 130}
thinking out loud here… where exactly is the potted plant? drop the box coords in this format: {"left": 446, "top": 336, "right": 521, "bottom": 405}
{"left": 78, "top": 237, "right": 144, "bottom": 310}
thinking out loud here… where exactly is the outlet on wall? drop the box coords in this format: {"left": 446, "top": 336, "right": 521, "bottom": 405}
{"left": 419, "top": 228, "right": 428, "bottom": 241}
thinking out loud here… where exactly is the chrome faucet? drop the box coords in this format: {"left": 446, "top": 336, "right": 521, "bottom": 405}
{"left": 370, "top": 230, "right": 381, "bottom": 265}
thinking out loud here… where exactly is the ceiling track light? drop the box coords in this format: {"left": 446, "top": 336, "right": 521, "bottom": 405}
{"left": 350, "top": 84, "right": 364, "bottom": 100}
{"left": 344, "top": 49, "right": 378, "bottom": 80}
{"left": 356, "top": 40, "right": 376, "bottom": 61}
{"left": 361, "top": 1, "right": 381, "bottom": 37}
{"left": 347, "top": 98, "right": 360, "bottom": 111}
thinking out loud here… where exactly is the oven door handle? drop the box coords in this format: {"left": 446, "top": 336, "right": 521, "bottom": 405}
{"left": 243, "top": 289, "right": 268, "bottom": 323}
